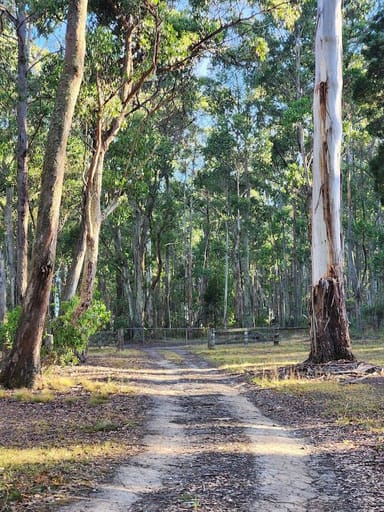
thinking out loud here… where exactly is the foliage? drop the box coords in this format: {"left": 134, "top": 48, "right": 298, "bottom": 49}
{"left": 48, "top": 298, "right": 111, "bottom": 364}
{"left": 0, "top": 307, "right": 22, "bottom": 352}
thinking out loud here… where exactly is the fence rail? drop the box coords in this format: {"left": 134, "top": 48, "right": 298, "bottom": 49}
{"left": 89, "top": 326, "right": 309, "bottom": 349}
{"left": 207, "top": 327, "right": 280, "bottom": 348}
{"left": 90, "top": 327, "right": 208, "bottom": 348}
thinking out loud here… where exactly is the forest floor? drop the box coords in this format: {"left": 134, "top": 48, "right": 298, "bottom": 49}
{"left": 1, "top": 343, "right": 384, "bottom": 511}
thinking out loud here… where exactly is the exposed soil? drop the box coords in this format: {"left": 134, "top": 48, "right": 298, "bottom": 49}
{"left": 2, "top": 347, "right": 383, "bottom": 511}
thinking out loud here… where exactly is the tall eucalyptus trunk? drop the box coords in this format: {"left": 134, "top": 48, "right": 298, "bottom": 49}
{"left": 309, "top": 0, "right": 354, "bottom": 363}
{"left": 113, "top": 224, "right": 134, "bottom": 323}
{"left": 223, "top": 200, "right": 230, "bottom": 328}
{"left": 1, "top": 0, "right": 88, "bottom": 388}
{"left": 15, "top": 1, "right": 29, "bottom": 304}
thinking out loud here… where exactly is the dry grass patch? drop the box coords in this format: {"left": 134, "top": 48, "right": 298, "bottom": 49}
{"left": 13, "top": 388, "right": 56, "bottom": 403}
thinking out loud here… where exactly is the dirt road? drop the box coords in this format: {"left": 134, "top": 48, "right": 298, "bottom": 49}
{"left": 60, "top": 348, "right": 340, "bottom": 511}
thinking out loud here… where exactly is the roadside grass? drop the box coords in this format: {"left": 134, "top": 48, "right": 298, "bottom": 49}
{"left": 192, "top": 339, "right": 309, "bottom": 372}
{"left": 192, "top": 337, "right": 384, "bottom": 432}
{"left": 0, "top": 348, "right": 149, "bottom": 511}
{"left": 0, "top": 442, "right": 132, "bottom": 509}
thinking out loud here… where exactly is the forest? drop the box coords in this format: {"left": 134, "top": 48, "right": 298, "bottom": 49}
{"left": 0, "top": 0, "right": 383, "bottom": 386}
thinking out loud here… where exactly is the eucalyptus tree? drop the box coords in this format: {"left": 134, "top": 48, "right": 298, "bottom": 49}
{"left": 65, "top": 0, "right": 267, "bottom": 323}
{"left": 0, "top": 1, "right": 67, "bottom": 304}
{"left": 1, "top": 0, "right": 88, "bottom": 389}
{"left": 339, "top": 0, "right": 379, "bottom": 330}
{"left": 353, "top": 8, "right": 384, "bottom": 204}
{"left": 309, "top": 0, "right": 354, "bottom": 363}
{"left": 97, "top": 83, "right": 196, "bottom": 329}
{"left": 0, "top": 1, "right": 31, "bottom": 303}
{"left": 0, "top": 20, "right": 17, "bottom": 312}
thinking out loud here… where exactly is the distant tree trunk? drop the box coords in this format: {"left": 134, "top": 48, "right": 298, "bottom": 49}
{"left": 198, "top": 192, "right": 210, "bottom": 325}
{"left": 132, "top": 206, "right": 147, "bottom": 328}
{"left": 61, "top": 205, "right": 87, "bottom": 301}
{"left": 113, "top": 225, "right": 134, "bottom": 323}
{"left": 73, "top": 143, "right": 105, "bottom": 319}
{"left": 1, "top": 0, "right": 88, "bottom": 389}
{"left": 234, "top": 165, "right": 244, "bottom": 326}
{"left": 0, "top": 250, "right": 6, "bottom": 323}
{"left": 15, "top": 2, "right": 29, "bottom": 304}
{"left": 346, "top": 152, "right": 362, "bottom": 331}
{"left": 5, "top": 187, "right": 16, "bottom": 309}
{"left": 242, "top": 160, "right": 252, "bottom": 327}
{"left": 223, "top": 212, "right": 229, "bottom": 328}
{"left": 309, "top": 0, "right": 354, "bottom": 363}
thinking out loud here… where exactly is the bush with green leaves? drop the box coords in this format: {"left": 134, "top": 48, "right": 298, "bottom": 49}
{"left": 49, "top": 298, "right": 111, "bottom": 364}
{"left": 0, "top": 306, "right": 22, "bottom": 352}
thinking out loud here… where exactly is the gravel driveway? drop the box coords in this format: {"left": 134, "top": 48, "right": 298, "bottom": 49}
{"left": 60, "top": 348, "right": 342, "bottom": 512}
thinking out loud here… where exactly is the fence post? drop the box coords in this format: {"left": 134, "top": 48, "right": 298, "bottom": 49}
{"left": 208, "top": 328, "right": 216, "bottom": 349}
{"left": 273, "top": 329, "right": 280, "bottom": 345}
{"left": 43, "top": 334, "right": 54, "bottom": 352}
{"left": 244, "top": 329, "right": 249, "bottom": 345}
{"left": 117, "top": 328, "right": 125, "bottom": 350}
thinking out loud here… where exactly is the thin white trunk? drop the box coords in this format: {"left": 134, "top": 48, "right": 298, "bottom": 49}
{"left": 223, "top": 215, "right": 229, "bottom": 329}
{"left": 0, "top": 249, "right": 6, "bottom": 323}
{"left": 5, "top": 187, "right": 16, "bottom": 309}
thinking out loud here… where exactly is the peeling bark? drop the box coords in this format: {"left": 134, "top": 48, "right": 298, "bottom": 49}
{"left": 309, "top": 269, "right": 353, "bottom": 363}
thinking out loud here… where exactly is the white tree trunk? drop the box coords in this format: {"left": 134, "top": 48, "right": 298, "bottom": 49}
{"left": 309, "top": 0, "right": 353, "bottom": 363}
{"left": 312, "top": 0, "right": 343, "bottom": 284}
{"left": 0, "top": 249, "right": 6, "bottom": 323}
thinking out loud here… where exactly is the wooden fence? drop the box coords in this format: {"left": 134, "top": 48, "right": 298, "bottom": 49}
{"left": 207, "top": 327, "right": 280, "bottom": 349}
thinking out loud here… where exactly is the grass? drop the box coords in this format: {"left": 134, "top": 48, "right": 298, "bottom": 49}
{"left": 13, "top": 388, "right": 56, "bottom": 403}
{"left": 193, "top": 336, "right": 384, "bottom": 371}
{"left": 193, "top": 339, "right": 309, "bottom": 372}
{"left": 0, "top": 441, "right": 131, "bottom": 508}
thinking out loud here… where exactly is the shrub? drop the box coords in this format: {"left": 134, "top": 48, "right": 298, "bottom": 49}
{"left": 0, "top": 307, "right": 22, "bottom": 352}
{"left": 48, "top": 298, "right": 111, "bottom": 365}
